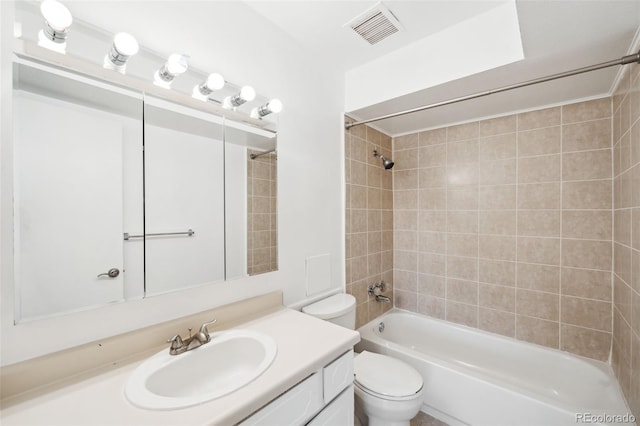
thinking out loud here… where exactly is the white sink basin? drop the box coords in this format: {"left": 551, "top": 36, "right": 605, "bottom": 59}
{"left": 125, "top": 329, "right": 277, "bottom": 410}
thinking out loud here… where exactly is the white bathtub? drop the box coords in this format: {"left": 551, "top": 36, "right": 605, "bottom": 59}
{"left": 356, "top": 310, "right": 635, "bottom": 426}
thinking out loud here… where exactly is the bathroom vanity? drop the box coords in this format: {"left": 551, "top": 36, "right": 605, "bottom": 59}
{"left": 0, "top": 293, "right": 360, "bottom": 425}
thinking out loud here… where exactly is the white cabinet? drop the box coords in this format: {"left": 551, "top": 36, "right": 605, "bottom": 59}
{"left": 323, "top": 351, "right": 354, "bottom": 403}
{"left": 239, "top": 350, "right": 354, "bottom": 426}
{"left": 239, "top": 373, "right": 324, "bottom": 426}
{"left": 307, "top": 386, "right": 354, "bottom": 426}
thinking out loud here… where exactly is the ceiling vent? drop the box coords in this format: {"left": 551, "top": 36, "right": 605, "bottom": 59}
{"left": 346, "top": 2, "right": 403, "bottom": 46}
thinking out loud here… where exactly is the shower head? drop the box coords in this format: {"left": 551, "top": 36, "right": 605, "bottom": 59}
{"left": 372, "top": 149, "right": 394, "bottom": 170}
{"left": 380, "top": 155, "right": 394, "bottom": 169}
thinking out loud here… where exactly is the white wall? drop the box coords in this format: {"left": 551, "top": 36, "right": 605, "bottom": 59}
{"left": 1, "top": 1, "right": 345, "bottom": 365}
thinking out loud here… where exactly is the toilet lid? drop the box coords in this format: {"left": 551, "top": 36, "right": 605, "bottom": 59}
{"left": 354, "top": 351, "right": 423, "bottom": 398}
{"left": 301, "top": 294, "right": 355, "bottom": 319}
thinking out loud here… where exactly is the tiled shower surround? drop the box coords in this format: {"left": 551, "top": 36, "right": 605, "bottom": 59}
{"left": 346, "top": 92, "right": 639, "bottom": 417}
{"left": 345, "top": 121, "right": 394, "bottom": 328}
{"left": 391, "top": 98, "right": 615, "bottom": 361}
{"left": 611, "top": 63, "right": 640, "bottom": 418}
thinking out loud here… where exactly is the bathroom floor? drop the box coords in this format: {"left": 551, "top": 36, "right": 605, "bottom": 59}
{"left": 355, "top": 411, "right": 448, "bottom": 426}
{"left": 410, "top": 411, "right": 449, "bottom": 426}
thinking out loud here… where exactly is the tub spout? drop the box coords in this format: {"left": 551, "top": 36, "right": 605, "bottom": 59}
{"left": 369, "top": 281, "right": 391, "bottom": 303}
{"left": 375, "top": 294, "right": 391, "bottom": 303}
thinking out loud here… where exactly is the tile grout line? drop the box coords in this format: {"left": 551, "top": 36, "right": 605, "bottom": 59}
{"left": 610, "top": 94, "right": 616, "bottom": 363}
{"left": 368, "top": 135, "right": 373, "bottom": 315}
{"left": 413, "top": 134, "right": 419, "bottom": 313}
{"left": 444, "top": 128, "right": 449, "bottom": 321}
{"left": 559, "top": 105, "right": 564, "bottom": 352}
{"left": 394, "top": 266, "right": 614, "bottom": 300}
{"left": 476, "top": 124, "right": 481, "bottom": 329}
{"left": 515, "top": 114, "right": 519, "bottom": 339}
{"left": 394, "top": 145, "right": 612, "bottom": 162}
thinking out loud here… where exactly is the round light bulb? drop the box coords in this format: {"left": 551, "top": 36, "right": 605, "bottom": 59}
{"left": 206, "top": 73, "right": 225, "bottom": 91}
{"left": 268, "top": 98, "right": 283, "bottom": 114}
{"left": 240, "top": 85, "right": 256, "bottom": 102}
{"left": 40, "top": 0, "right": 72, "bottom": 31}
{"left": 113, "top": 32, "right": 138, "bottom": 56}
{"left": 166, "top": 53, "right": 189, "bottom": 75}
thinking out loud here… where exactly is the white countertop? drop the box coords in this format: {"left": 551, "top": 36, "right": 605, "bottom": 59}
{"left": 0, "top": 308, "right": 360, "bottom": 425}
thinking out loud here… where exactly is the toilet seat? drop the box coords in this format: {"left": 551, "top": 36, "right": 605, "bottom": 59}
{"left": 354, "top": 380, "right": 421, "bottom": 402}
{"left": 354, "top": 351, "right": 423, "bottom": 401}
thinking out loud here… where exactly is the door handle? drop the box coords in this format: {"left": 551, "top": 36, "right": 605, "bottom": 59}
{"left": 97, "top": 268, "right": 120, "bottom": 278}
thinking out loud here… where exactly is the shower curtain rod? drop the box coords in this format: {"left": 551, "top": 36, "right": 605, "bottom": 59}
{"left": 345, "top": 51, "right": 640, "bottom": 129}
{"left": 250, "top": 148, "right": 276, "bottom": 159}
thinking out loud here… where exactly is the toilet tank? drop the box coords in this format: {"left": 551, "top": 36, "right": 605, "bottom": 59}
{"left": 302, "top": 294, "right": 356, "bottom": 330}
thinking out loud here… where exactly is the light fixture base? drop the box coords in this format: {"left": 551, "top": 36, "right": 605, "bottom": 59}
{"left": 192, "top": 86, "right": 209, "bottom": 101}
{"left": 103, "top": 55, "right": 126, "bottom": 74}
{"left": 38, "top": 29, "right": 66, "bottom": 53}
{"left": 156, "top": 65, "right": 176, "bottom": 83}
{"left": 153, "top": 70, "right": 172, "bottom": 89}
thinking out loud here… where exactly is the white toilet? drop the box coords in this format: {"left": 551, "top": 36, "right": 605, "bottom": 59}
{"left": 302, "top": 294, "right": 424, "bottom": 426}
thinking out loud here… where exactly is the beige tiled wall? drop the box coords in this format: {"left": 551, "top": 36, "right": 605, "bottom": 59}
{"left": 611, "top": 62, "right": 640, "bottom": 419}
{"left": 345, "top": 120, "right": 394, "bottom": 328}
{"left": 392, "top": 98, "right": 614, "bottom": 362}
{"left": 247, "top": 150, "right": 277, "bottom": 275}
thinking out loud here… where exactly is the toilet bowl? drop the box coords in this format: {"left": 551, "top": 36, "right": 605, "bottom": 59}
{"left": 354, "top": 350, "right": 424, "bottom": 426}
{"left": 302, "top": 294, "right": 424, "bottom": 426}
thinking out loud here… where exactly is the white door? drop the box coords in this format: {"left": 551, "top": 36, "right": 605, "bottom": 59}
{"left": 14, "top": 91, "right": 125, "bottom": 321}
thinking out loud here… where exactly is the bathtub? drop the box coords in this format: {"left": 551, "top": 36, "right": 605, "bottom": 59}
{"left": 356, "top": 310, "right": 635, "bottom": 426}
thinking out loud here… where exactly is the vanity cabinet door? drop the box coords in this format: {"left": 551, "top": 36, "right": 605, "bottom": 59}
{"left": 306, "top": 385, "right": 354, "bottom": 426}
{"left": 239, "top": 373, "right": 323, "bottom": 426}
{"left": 323, "top": 350, "right": 354, "bottom": 403}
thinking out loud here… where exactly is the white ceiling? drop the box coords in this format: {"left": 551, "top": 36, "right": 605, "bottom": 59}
{"left": 63, "top": 0, "right": 640, "bottom": 136}
{"left": 247, "top": 0, "right": 640, "bottom": 135}
{"left": 244, "top": 0, "right": 507, "bottom": 72}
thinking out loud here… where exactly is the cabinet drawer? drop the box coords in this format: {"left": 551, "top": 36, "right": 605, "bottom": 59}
{"left": 239, "top": 373, "right": 323, "bottom": 426}
{"left": 323, "top": 350, "right": 354, "bottom": 403}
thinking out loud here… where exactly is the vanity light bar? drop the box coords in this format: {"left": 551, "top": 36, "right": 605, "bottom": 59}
{"left": 33, "top": 1, "right": 281, "bottom": 117}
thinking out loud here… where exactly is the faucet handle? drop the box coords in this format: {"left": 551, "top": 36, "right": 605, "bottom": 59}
{"left": 167, "top": 334, "right": 185, "bottom": 354}
{"left": 199, "top": 319, "right": 217, "bottom": 341}
{"left": 167, "top": 334, "right": 184, "bottom": 346}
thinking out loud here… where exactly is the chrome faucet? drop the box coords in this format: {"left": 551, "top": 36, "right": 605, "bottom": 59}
{"left": 375, "top": 294, "right": 391, "bottom": 303}
{"left": 167, "top": 319, "right": 217, "bottom": 355}
{"left": 368, "top": 281, "right": 391, "bottom": 303}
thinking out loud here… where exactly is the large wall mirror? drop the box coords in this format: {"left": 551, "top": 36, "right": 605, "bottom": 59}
{"left": 12, "top": 60, "right": 278, "bottom": 323}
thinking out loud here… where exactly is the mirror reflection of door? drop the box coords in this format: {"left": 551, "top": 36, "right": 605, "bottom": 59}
{"left": 13, "top": 63, "right": 142, "bottom": 321}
